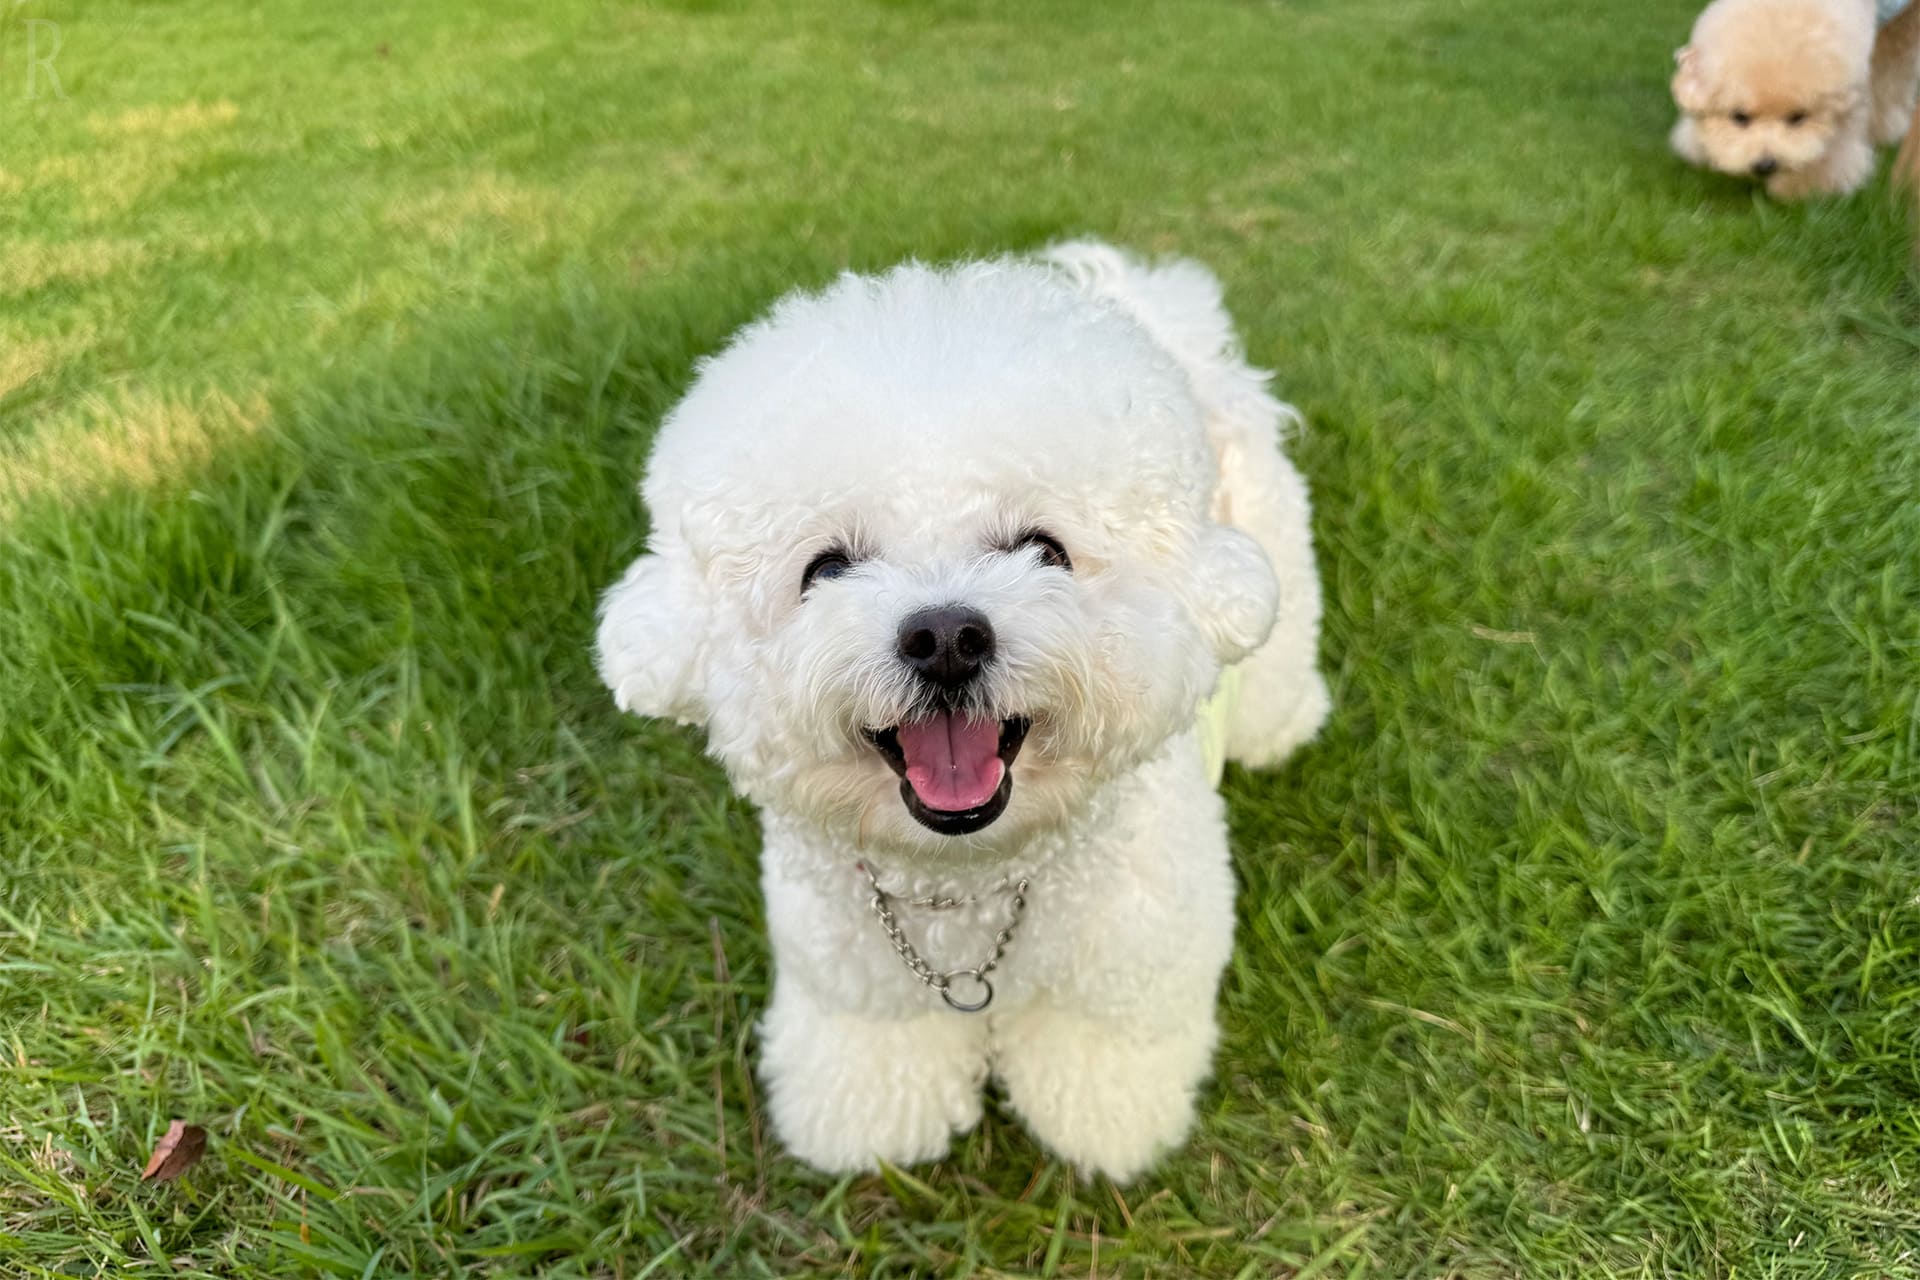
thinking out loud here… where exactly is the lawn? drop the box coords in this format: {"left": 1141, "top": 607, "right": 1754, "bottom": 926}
{"left": 4, "top": 0, "right": 1920, "bottom": 1274}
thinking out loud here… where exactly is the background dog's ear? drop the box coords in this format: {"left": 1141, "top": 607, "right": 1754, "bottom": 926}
{"left": 595, "top": 549, "right": 712, "bottom": 726}
{"left": 1671, "top": 46, "right": 1706, "bottom": 113}
{"left": 1184, "top": 525, "right": 1279, "bottom": 666}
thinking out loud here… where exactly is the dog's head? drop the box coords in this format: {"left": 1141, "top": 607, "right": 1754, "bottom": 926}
{"left": 597, "top": 261, "right": 1276, "bottom": 861}
{"left": 1671, "top": 0, "right": 1872, "bottom": 180}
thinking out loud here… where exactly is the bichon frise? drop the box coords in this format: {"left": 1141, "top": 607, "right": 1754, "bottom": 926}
{"left": 1670, "top": 0, "right": 1920, "bottom": 199}
{"left": 595, "top": 242, "right": 1328, "bottom": 1182}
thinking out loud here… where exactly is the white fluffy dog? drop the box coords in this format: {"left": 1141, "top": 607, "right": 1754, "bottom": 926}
{"left": 595, "top": 242, "right": 1328, "bottom": 1182}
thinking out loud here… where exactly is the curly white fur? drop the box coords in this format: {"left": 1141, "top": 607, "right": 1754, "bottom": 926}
{"left": 596, "top": 241, "right": 1328, "bottom": 1182}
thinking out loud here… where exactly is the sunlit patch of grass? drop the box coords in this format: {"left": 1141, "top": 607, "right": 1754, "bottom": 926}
{"left": 0, "top": 338, "right": 62, "bottom": 402}
{"left": 384, "top": 173, "right": 573, "bottom": 248}
{"left": 31, "top": 155, "right": 178, "bottom": 221}
{"left": 0, "top": 388, "right": 269, "bottom": 519}
{"left": 86, "top": 99, "right": 240, "bottom": 140}
{"left": 0, "top": 237, "right": 148, "bottom": 295}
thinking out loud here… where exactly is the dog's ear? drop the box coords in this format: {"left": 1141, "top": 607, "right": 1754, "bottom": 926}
{"left": 1183, "top": 525, "right": 1279, "bottom": 665}
{"left": 1671, "top": 45, "right": 1707, "bottom": 113}
{"left": 595, "top": 547, "right": 712, "bottom": 726}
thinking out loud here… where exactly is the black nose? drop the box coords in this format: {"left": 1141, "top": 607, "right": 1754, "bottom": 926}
{"left": 897, "top": 606, "right": 995, "bottom": 690}
{"left": 1752, "top": 156, "right": 1778, "bottom": 176}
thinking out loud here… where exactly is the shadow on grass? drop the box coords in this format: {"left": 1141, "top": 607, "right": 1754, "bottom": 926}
{"left": 5, "top": 243, "right": 1235, "bottom": 1274}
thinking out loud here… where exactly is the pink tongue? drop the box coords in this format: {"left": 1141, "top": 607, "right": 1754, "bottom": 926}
{"left": 896, "top": 712, "right": 1005, "bottom": 812}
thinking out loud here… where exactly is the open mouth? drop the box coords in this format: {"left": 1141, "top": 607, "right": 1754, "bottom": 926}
{"left": 866, "top": 713, "right": 1031, "bottom": 836}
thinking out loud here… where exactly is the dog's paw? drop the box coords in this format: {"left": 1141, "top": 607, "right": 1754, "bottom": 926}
{"left": 1767, "top": 165, "right": 1866, "bottom": 200}
{"left": 1669, "top": 116, "right": 1707, "bottom": 167}
{"left": 1769, "top": 136, "right": 1875, "bottom": 200}
{"left": 994, "top": 1006, "right": 1215, "bottom": 1183}
{"left": 759, "top": 998, "right": 988, "bottom": 1174}
{"left": 1872, "top": 97, "right": 1916, "bottom": 147}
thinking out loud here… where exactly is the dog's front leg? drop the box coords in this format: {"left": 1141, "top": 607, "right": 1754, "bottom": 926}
{"left": 757, "top": 977, "right": 990, "bottom": 1174}
{"left": 988, "top": 761, "right": 1237, "bottom": 1183}
{"left": 993, "top": 999, "right": 1220, "bottom": 1184}
{"left": 1670, "top": 115, "right": 1708, "bottom": 167}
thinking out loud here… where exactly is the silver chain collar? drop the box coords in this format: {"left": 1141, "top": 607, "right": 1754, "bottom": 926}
{"left": 858, "top": 863, "right": 1030, "bottom": 1013}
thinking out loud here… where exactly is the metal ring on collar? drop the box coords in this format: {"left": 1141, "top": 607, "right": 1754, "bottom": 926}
{"left": 939, "top": 969, "right": 994, "bottom": 1013}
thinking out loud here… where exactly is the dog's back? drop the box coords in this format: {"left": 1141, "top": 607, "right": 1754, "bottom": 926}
{"left": 1038, "top": 241, "right": 1330, "bottom": 767}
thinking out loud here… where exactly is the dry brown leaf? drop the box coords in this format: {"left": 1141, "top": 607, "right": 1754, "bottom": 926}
{"left": 141, "top": 1121, "right": 207, "bottom": 1182}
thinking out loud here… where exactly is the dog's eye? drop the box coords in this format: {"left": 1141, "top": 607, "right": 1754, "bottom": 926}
{"left": 1731, "top": 110, "right": 1752, "bottom": 127}
{"left": 801, "top": 548, "right": 854, "bottom": 594}
{"left": 1007, "top": 530, "right": 1072, "bottom": 573}
{"left": 1786, "top": 110, "right": 1807, "bottom": 126}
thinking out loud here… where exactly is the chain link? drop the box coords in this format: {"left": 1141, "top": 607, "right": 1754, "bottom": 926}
{"left": 860, "top": 863, "right": 1030, "bottom": 1013}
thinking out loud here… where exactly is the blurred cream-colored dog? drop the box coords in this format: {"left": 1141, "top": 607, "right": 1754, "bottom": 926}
{"left": 1899, "top": 90, "right": 1920, "bottom": 251}
{"left": 595, "top": 243, "right": 1327, "bottom": 1181}
{"left": 1670, "top": 0, "right": 1920, "bottom": 199}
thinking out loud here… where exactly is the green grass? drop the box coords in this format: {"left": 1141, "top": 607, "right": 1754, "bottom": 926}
{"left": 4, "top": 0, "right": 1920, "bottom": 1273}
